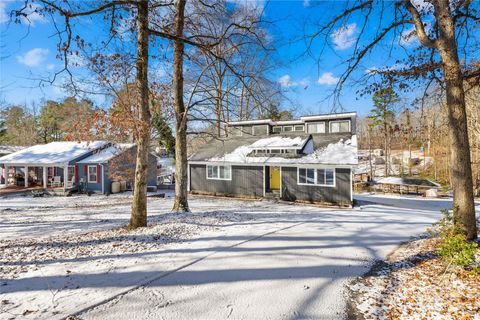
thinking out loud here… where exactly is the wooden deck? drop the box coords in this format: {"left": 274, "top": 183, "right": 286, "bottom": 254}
{"left": 0, "top": 185, "right": 69, "bottom": 197}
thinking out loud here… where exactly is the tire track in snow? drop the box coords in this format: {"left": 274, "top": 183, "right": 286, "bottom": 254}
{"left": 69, "top": 219, "right": 309, "bottom": 320}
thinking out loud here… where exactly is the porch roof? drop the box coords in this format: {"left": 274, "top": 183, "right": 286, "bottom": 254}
{"left": 0, "top": 141, "right": 109, "bottom": 166}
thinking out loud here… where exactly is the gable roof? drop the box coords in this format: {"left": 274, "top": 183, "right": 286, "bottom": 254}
{"left": 0, "top": 141, "right": 109, "bottom": 166}
{"left": 77, "top": 143, "right": 136, "bottom": 164}
{"left": 189, "top": 133, "right": 358, "bottom": 165}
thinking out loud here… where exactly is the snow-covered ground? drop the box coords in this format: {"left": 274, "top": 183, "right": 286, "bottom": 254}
{"left": 0, "top": 192, "right": 471, "bottom": 320}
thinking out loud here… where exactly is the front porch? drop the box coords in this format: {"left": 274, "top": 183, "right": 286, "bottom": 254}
{"left": 0, "top": 164, "right": 77, "bottom": 193}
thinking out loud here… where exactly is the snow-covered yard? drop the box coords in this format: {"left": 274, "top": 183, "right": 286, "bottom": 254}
{"left": 0, "top": 192, "right": 456, "bottom": 319}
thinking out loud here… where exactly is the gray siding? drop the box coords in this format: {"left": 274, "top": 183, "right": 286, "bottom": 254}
{"left": 190, "top": 164, "right": 263, "bottom": 198}
{"left": 281, "top": 167, "right": 352, "bottom": 205}
{"left": 252, "top": 125, "right": 268, "bottom": 135}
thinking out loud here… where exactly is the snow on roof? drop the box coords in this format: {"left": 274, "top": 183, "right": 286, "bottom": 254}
{"left": 77, "top": 143, "right": 135, "bottom": 164}
{"left": 250, "top": 136, "right": 309, "bottom": 149}
{"left": 300, "top": 112, "right": 356, "bottom": 121}
{"left": 208, "top": 135, "right": 358, "bottom": 165}
{"left": 0, "top": 141, "right": 109, "bottom": 165}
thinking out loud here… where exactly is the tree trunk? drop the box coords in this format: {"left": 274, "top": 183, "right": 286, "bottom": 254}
{"left": 384, "top": 122, "right": 388, "bottom": 177}
{"left": 172, "top": 0, "right": 190, "bottom": 213}
{"left": 434, "top": 0, "right": 477, "bottom": 240}
{"left": 129, "top": 0, "right": 150, "bottom": 229}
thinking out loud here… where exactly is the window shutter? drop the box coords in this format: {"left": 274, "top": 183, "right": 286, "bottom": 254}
{"left": 97, "top": 165, "right": 101, "bottom": 183}
{"left": 74, "top": 165, "right": 78, "bottom": 182}
{"left": 84, "top": 165, "right": 88, "bottom": 176}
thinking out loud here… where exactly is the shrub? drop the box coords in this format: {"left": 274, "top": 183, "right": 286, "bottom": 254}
{"left": 429, "top": 209, "right": 478, "bottom": 268}
{"left": 438, "top": 233, "right": 478, "bottom": 267}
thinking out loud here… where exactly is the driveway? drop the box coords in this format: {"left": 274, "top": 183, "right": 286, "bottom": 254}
{"left": 78, "top": 199, "right": 442, "bottom": 320}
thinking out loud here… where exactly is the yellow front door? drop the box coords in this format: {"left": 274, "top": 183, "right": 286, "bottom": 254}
{"left": 270, "top": 166, "right": 280, "bottom": 190}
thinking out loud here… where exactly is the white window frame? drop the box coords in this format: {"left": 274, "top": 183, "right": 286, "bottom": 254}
{"left": 283, "top": 125, "right": 293, "bottom": 132}
{"left": 307, "top": 122, "right": 326, "bottom": 134}
{"left": 206, "top": 165, "right": 232, "bottom": 181}
{"left": 272, "top": 126, "right": 282, "bottom": 133}
{"left": 297, "top": 167, "right": 335, "bottom": 187}
{"left": 294, "top": 125, "right": 305, "bottom": 132}
{"left": 88, "top": 165, "right": 98, "bottom": 183}
{"left": 329, "top": 120, "right": 351, "bottom": 133}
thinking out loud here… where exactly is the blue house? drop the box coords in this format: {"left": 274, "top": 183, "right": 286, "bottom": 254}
{"left": 0, "top": 141, "right": 158, "bottom": 194}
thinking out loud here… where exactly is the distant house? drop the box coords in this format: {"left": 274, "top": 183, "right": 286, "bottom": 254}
{"left": 0, "top": 141, "right": 157, "bottom": 194}
{"left": 188, "top": 112, "right": 358, "bottom": 206}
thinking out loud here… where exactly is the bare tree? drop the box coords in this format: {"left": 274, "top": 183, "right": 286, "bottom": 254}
{"left": 308, "top": 0, "right": 479, "bottom": 240}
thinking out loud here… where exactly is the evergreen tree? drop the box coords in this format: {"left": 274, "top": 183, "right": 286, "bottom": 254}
{"left": 369, "top": 88, "right": 399, "bottom": 177}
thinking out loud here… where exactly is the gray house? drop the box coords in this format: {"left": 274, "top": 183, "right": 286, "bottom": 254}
{"left": 188, "top": 112, "right": 358, "bottom": 206}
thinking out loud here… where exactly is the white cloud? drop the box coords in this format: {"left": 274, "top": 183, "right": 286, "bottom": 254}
{"left": 331, "top": 23, "right": 357, "bottom": 50}
{"left": 399, "top": 27, "right": 418, "bottom": 46}
{"left": 1, "top": 2, "right": 46, "bottom": 25}
{"left": 410, "top": 0, "right": 433, "bottom": 12}
{"left": 278, "top": 74, "right": 309, "bottom": 88}
{"left": 21, "top": 3, "right": 46, "bottom": 25}
{"left": 303, "top": 0, "right": 311, "bottom": 7}
{"left": 0, "top": 3, "right": 8, "bottom": 24}
{"left": 317, "top": 72, "right": 339, "bottom": 85}
{"left": 16, "top": 48, "right": 49, "bottom": 67}
{"left": 366, "top": 63, "right": 407, "bottom": 74}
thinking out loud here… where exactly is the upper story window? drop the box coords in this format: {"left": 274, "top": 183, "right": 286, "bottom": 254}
{"left": 329, "top": 120, "right": 351, "bottom": 133}
{"left": 207, "top": 165, "right": 232, "bottom": 180}
{"left": 307, "top": 122, "right": 326, "bottom": 134}
{"left": 253, "top": 125, "right": 268, "bottom": 135}
{"left": 294, "top": 125, "right": 304, "bottom": 132}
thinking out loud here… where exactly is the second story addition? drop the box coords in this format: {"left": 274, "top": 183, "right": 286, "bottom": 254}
{"left": 227, "top": 112, "right": 356, "bottom": 137}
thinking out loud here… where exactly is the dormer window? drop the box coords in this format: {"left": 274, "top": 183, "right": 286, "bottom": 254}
{"left": 329, "top": 120, "right": 350, "bottom": 133}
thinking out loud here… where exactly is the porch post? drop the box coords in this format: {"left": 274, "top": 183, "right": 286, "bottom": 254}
{"left": 5, "top": 165, "right": 9, "bottom": 186}
{"left": 24, "top": 166, "right": 28, "bottom": 188}
{"left": 63, "top": 165, "right": 68, "bottom": 192}
{"left": 43, "top": 166, "right": 48, "bottom": 189}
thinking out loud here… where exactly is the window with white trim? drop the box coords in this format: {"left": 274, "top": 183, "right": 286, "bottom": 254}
{"left": 272, "top": 126, "right": 282, "bottom": 133}
{"left": 329, "top": 120, "right": 350, "bottom": 133}
{"left": 283, "top": 126, "right": 293, "bottom": 132}
{"left": 207, "top": 165, "right": 232, "bottom": 180}
{"left": 88, "top": 166, "right": 98, "bottom": 183}
{"left": 307, "top": 122, "right": 326, "bottom": 134}
{"left": 298, "top": 167, "right": 335, "bottom": 186}
{"left": 294, "top": 125, "right": 304, "bottom": 132}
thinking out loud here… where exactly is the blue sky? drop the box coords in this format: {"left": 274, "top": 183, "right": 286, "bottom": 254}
{"left": 0, "top": 0, "right": 445, "bottom": 117}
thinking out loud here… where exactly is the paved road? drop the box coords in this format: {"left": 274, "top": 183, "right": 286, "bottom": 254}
{"left": 81, "top": 202, "right": 440, "bottom": 320}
